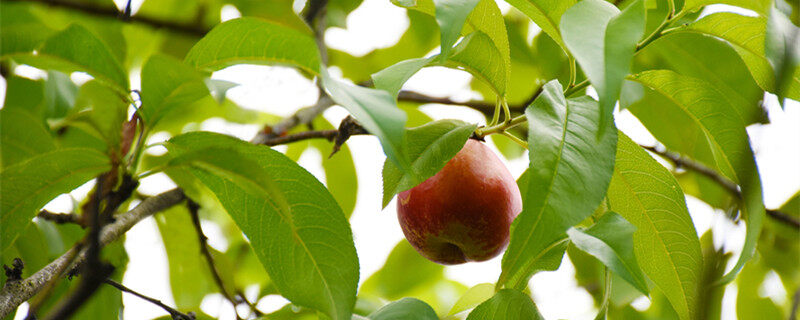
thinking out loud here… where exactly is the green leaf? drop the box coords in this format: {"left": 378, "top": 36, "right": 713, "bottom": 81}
{"left": 448, "top": 283, "right": 495, "bottom": 316}
{"left": 448, "top": 31, "right": 508, "bottom": 96}
{"left": 504, "top": 0, "right": 575, "bottom": 50}
{"left": 765, "top": 4, "right": 800, "bottom": 103}
{"left": 681, "top": 0, "right": 770, "bottom": 15}
{"left": 499, "top": 80, "right": 618, "bottom": 290}
{"left": 141, "top": 54, "right": 211, "bottom": 129}
{"left": 567, "top": 212, "right": 649, "bottom": 295}
{"left": 13, "top": 24, "right": 129, "bottom": 92}
{"left": 372, "top": 57, "right": 435, "bottom": 98}
{"left": 0, "top": 148, "right": 110, "bottom": 256}
{"left": 3, "top": 75, "right": 45, "bottom": 117}
{"left": 367, "top": 298, "right": 438, "bottom": 320}
{"left": 361, "top": 241, "right": 444, "bottom": 300}
{"left": 736, "top": 257, "right": 783, "bottom": 319}
{"left": 679, "top": 12, "right": 799, "bottom": 100}
{"left": 466, "top": 289, "right": 543, "bottom": 320}
{"left": 184, "top": 17, "right": 321, "bottom": 74}
{"left": 165, "top": 132, "right": 358, "bottom": 320}
{"left": 635, "top": 32, "right": 768, "bottom": 125}
{"left": 433, "top": 0, "right": 480, "bottom": 62}
{"left": 321, "top": 69, "right": 409, "bottom": 171}
{"left": 155, "top": 205, "right": 214, "bottom": 310}
{"left": 0, "top": 109, "right": 55, "bottom": 168}
{"left": 606, "top": 132, "right": 703, "bottom": 320}
{"left": 560, "top": 0, "right": 645, "bottom": 134}
{"left": 630, "top": 70, "right": 764, "bottom": 285}
{"left": 381, "top": 120, "right": 477, "bottom": 207}
{"left": 0, "top": 3, "right": 54, "bottom": 56}
{"left": 73, "top": 80, "right": 128, "bottom": 150}
{"left": 44, "top": 71, "right": 78, "bottom": 119}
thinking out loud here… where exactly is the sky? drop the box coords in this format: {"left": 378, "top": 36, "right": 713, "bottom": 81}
{"left": 3, "top": 0, "right": 799, "bottom": 319}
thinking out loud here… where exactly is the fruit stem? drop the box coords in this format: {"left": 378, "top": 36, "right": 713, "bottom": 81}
{"left": 502, "top": 131, "right": 528, "bottom": 149}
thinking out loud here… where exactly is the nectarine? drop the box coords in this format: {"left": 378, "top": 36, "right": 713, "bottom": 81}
{"left": 397, "top": 139, "right": 522, "bottom": 265}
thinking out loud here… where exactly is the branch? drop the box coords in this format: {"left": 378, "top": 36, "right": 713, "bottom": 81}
{"left": 8, "top": 0, "right": 208, "bottom": 36}
{"left": 104, "top": 279, "right": 195, "bottom": 320}
{"left": 187, "top": 201, "right": 249, "bottom": 320}
{"left": 251, "top": 94, "right": 335, "bottom": 145}
{"left": 643, "top": 145, "right": 800, "bottom": 229}
{"left": 37, "top": 210, "right": 84, "bottom": 227}
{"left": 0, "top": 189, "right": 186, "bottom": 318}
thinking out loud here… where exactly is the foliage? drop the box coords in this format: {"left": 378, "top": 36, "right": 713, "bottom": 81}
{"left": 1, "top": 0, "right": 798, "bottom": 319}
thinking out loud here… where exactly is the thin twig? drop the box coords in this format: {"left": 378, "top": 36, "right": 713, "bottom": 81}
{"left": 187, "top": 201, "right": 244, "bottom": 320}
{"left": 104, "top": 279, "right": 195, "bottom": 320}
{"left": 643, "top": 145, "right": 800, "bottom": 229}
{"left": 8, "top": 0, "right": 208, "bottom": 36}
{"left": 0, "top": 189, "right": 186, "bottom": 318}
{"left": 37, "top": 210, "right": 84, "bottom": 227}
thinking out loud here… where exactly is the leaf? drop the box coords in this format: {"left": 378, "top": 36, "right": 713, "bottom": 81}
{"left": 736, "top": 257, "right": 783, "bottom": 319}
{"left": 606, "top": 132, "right": 703, "bottom": 320}
{"left": 73, "top": 80, "right": 128, "bottom": 150}
{"left": 0, "top": 109, "right": 55, "bottom": 168}
{"left": 635, "top": 32, "right": 768, "bottom": 125}
{"left": 13, "top": 24, "right": 129, "bottom": 92}
{"left": 567, "top": 212, "right": 649, "bottom": 295}
{"left": 0, "top": 2, "right": 54, "bottom": 56}
{"left": 679, "top": 12, "right": 799, "bottom": 100}
{"left": 630, "top": 70, "right": 764, "bottom": 285}
{"left": 372, "top": 57, "right": 435, "bottom": 98}
{"left": 165, "top": 132, "right": 358, "bottom": 320}
{"left": 184, "top": 17, "right": 321, "bottom": 74}
{"left": 433, "top": 0, "right": 481, "bottom": 62}
{"left": 448, "top": 31, "right": 508, "bottom": 96}
{"left": 504, "top": 0, "right": 575, "bottom": 50}
{"left": 560, "top": 0, "right": 645, "bottom": 134}
{"left": 381, "top": 120, "right": 477, "bottom": 207}
{"left": 681, "top": 0, "right": 770, "bottom": 15}
{"left": 361, "top": 241, "right": 444, "bottom": 299}
{"left": 141, "top": 54, "right": 211, "bottom": 129}
{"left": 154, "top": 206, "right": 214, "bottom": 310}
{"left": 320, "top": 69, "right": 409, "bottom": 171}
{"left": 765, "top": 4, "right": 800, "bottom": 103}
{"left": 367, "top": 298, "right": 438, "bottom": 320}
{"left": 499, "top": 81, "right": 617, "bottom": 290}
{"left": 44, "top": 70, "right": 78, "bottom": 119}
{"left": 448, "top": 283, "right": 495, "bottom": 316}
{"left": 466, "top": 289, "right": 543, "bottom": 320}
{"left": 0, "top": 148, "right": 110, "bottom": 256}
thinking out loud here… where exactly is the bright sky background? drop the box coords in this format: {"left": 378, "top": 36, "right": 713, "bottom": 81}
{"left": 2, "top": 0, "right": 799, "bottom": 319}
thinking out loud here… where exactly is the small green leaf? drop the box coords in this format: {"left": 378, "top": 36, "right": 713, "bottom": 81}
{"left": 13, "top": 24, "right": 129, "bottom": 92}
{"left": 0, "top": 109, "right": 55, "bottom": 168}
{"left": 0, "top": 3, "right": 54, "bottom": 56}
{"left": 607, "top": 132, "right": 703, "bottom": 320}
{"left": 433, "top": 0, "right": 481, "bottom": 62}
{"left": 448, "top": 31, "right": 508, "bottom": 96}
{"left": 0, "top": 148, "right": 110, "bottom": 256}
{"left": 372, "top": 57, "right": 435, "bottom": 98}
{"left": 630, "top": 70, "right": 764, "bottom": 285}
{"left": 466, "top": 289, "right": 543, "bottom": 320}
{"left": 499, "top": 80, "right": 617, "bottom": 290}
{"left": 141, "top": 54, "right": 211, "bottom": 129}
{"left": 44, "top": 71, "right": 78, "bottom": 119}
{"left": 381, "top": 119, "right": 477, "bottom": 207}
{"left": 448, "top": 283, "right": 495, "bottom": 316}
{"left": 185, "top": 17, "right": 321, "bottom": 74}
{"left": 321, "top": 69, "right": 409, "bottom": 171}
{"left": 560, "top": 0, "right": 645, "bottom": 134}
{"left": 367, "top": 298, "right": 438, "bottom": 320}
{"left": 361, "top": 241, "right": 444, "bottom": 299}
{"left": 504, "top": 0, "right": 575, "bottom": 50}
{"left": 73, "top": 80, "right": 128, "bottom": 150}
{"left": 165, "top": 132, "right": 358, "bottom": 320}
{"left": 567, "top": 212, "right": 649, "bottom": 295}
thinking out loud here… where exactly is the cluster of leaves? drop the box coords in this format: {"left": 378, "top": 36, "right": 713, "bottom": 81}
{"left": 1, "top": 0, "right": 799, "bottom": 319}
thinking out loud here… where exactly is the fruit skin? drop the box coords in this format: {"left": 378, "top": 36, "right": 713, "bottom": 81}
{"left": 397, "top": 139, "right": 522, "bottom": 265}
